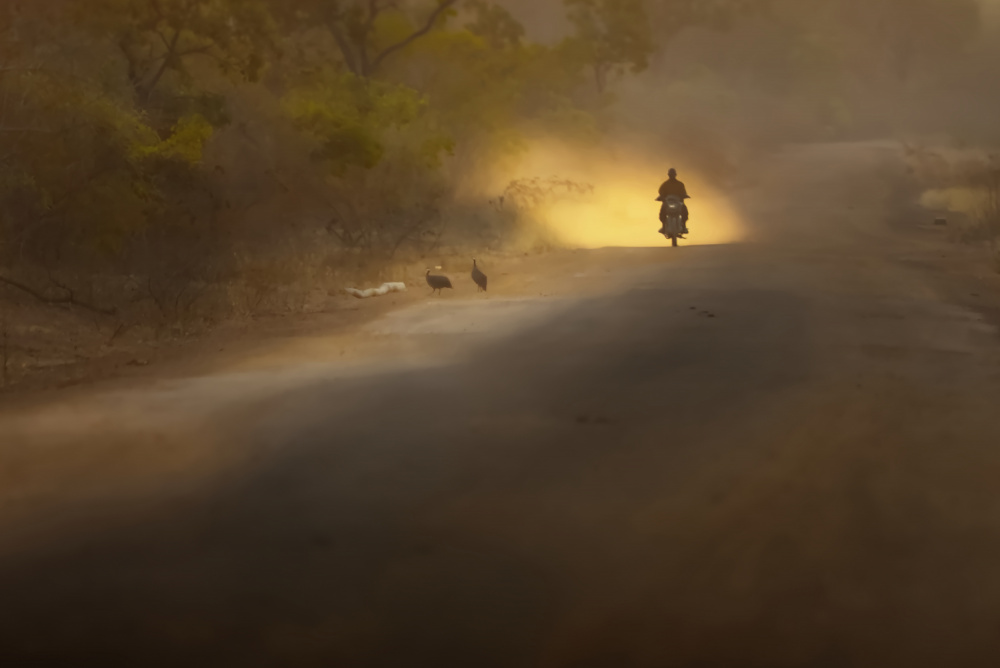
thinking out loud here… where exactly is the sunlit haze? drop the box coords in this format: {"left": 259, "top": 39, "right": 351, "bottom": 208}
{"left": 507, "top": 140, "right": 747, "bottom": 248}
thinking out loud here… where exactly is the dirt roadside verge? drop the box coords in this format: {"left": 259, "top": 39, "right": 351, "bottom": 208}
{"left": 0, "top": 246, "right": 680, "bottom": 411}
{"left": 3, "top": 139, "right": 998, "bottom": 410}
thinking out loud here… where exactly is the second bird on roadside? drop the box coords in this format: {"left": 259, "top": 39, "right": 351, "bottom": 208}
{"left": 472, "top": 259, "right": 488, "bottom": 292}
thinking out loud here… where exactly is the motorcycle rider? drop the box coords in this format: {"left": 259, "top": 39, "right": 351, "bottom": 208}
{"left": 658, "top": 168, "right": 690, "bottom": 235}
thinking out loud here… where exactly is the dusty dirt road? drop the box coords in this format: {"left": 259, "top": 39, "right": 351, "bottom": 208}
{"left": 3, "top": 142, "right": 1000, "bottom": 667}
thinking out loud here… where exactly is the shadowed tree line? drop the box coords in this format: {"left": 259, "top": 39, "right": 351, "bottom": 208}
{"left": 0, "top": 0, "right": 988, "bottom": 330}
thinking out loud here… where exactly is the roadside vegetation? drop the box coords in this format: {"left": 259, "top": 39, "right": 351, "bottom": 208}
{"left": 0, "top": 0, "right": 995, "bottom": 390}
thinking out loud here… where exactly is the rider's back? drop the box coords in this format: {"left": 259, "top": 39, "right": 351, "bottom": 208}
{"left": 659, "top": 177, "right": 689, "bottom": 200}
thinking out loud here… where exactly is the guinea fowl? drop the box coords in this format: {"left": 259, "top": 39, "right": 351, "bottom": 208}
{"left": 425, "top": 269, "right": 453, "bottom": 295}
{"left": 471, "top": 259, "right": 488, "bottom": 292}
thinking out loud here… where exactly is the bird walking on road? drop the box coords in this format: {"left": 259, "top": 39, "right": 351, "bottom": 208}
{"left": 425, "top": 269, "right": 453, "bottom": 295}
{"left": 471, "top": 259, "right": 488, "bottom": 292}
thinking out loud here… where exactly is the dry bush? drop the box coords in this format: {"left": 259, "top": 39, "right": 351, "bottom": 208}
{"left": 949, "top": 161, "right": 1000, "bottom": 246}
{"left": 978, "top": 165, "right": 1000, "bottom": 236}
{"left": 903, "top": 143, "right": 958, "bottom": 186}
{"left": 489, "top": 176, "right": 593, "bottom": 243}
{"left": 904, "top": 142, "right": 1000, "bottom": 249}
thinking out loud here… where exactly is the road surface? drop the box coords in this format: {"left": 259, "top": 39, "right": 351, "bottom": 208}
{"left": 3, "top": 143, "right": 1000, "bottom": 667}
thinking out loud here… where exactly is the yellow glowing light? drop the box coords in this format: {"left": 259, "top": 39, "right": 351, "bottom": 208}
{"left": 919, "top": 187, "right": 990, "bottom": 217}
{"left": 498, "top": 139, "right": 747, "bottom": 249}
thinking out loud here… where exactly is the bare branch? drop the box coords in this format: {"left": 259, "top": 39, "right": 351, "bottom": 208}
{"left": 0, "top": 126, "right": 52, "bottom": 133}
{"left": 0, "top": 275, "right": 117, "bottom": 316}
{"left": 176, "top": 42, "right": 216, "bottom": 58}
{"left": 357, "top": 0, "right": 383, "bottom": 74}
{"left": 154, "top": 25, "right": 174, "bottom": 51}
{"left": 329, "top": 21, "right": 362, "bottom": 75}
{"left": 142, "top": 24, "right": 182, "bottom": 101}
{"left": 370, "top": 0, "right": 458, "bottom": 74}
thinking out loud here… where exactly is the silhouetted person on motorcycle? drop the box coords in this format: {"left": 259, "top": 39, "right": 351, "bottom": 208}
{"left": 658, "top": 168, "right": 690, "bottom": 235}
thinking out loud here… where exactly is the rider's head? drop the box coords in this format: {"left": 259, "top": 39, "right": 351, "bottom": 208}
{"left": 668, "top": 168, "right": 677, "bottom": 179}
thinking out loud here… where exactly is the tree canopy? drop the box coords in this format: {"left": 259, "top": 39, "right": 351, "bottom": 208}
{"left": 0, "top": 0, "right": 991, "bottom": 324}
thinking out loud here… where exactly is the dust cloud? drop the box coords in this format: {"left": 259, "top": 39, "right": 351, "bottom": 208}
{"left": 484, "top": 0, "right": 1000, "bottom": 250}
{"left": 500, "top": 139, "right": 746, "bottom": 248}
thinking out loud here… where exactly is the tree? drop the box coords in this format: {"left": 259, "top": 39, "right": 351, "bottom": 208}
{"left": 0, "top": 0, "right": 224, "bottom": 307}
{"left": 2, "top": 0, "right": 775, "bottom": 333}
{"left": 560, "top": 0, "right": 766, "bottom": 93}
{"left": 0, "top": 63, "right": 214, "bottom": 273}
{"left": 464, "top": 0, "right": 526, "bottom": 50}
{"left": 563, "top": 0, "right": 652, "bottom": 93}
{"left": 281, "top": 68, "right": 454, "bottom": 254}
{"left": 277, "top": 0, "right": 460, "bottom": 78}
{"left": 82, "top": 0, "right": 275, "bottom": 105}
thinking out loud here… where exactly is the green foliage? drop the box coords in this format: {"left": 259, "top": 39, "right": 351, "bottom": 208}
{"left": 0, "top": 67, "right": 197, "bottom": 260}
{"left": 0, "top": 0, "right": 987, "bottom": 347}
{"left": 387, "top": 16, "right": 596, "bottom": 161}
{"left": 283, "top": 72, "right": 449, "bottom": 173}
{"left": 0, "top": 0, "right": 221, "bottom": 266}
{"left": 137, "top": 115, "right": 215, "bottom": 164}
{"left": 14, "top": 0, "right": 949, "bottom": 326}
{"left": 80, "top": 0, "right": 275, "bottom": 103}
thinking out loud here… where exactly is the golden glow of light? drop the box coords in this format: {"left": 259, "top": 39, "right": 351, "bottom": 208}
{"left": 919, "top": 187, "right": 989, "bottom": 216}
{"left": 498, "top": 139, "right": 747, "bottom": 249}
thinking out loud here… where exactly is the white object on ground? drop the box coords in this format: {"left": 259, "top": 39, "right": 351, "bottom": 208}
{"left": 344, "top": 282, "right": 407, "bottom": 299}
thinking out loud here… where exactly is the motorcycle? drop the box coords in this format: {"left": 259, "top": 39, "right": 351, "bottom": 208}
{"left": 657, "top": 195, "right": 685, "bottom": 247}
